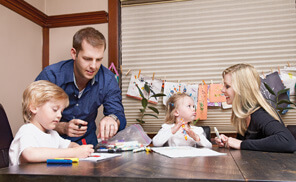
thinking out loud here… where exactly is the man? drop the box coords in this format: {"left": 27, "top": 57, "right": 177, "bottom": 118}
{"left": 36, "top": 27, "right": 126, "bottom": 147}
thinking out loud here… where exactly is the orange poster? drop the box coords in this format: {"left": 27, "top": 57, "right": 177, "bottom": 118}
{"left": 209, "top": 83, "right": 226, "bottom": 103}
{"left": 196, "top": 84, "right": 208, "bottom": 120}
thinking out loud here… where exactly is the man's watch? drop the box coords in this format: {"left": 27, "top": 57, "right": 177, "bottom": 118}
{"left": 107, "top": 114, "right": 118, "bottom": 122}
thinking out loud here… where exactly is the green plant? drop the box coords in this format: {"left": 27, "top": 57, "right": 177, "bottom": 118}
{"left": 263, "top": 82, "right": 296, "bottom": 114}
{"left": 193, "top": 118, "right": 199, "bottom": 125}
{"left": 135, "top": 83, "right": 166, "bottom": 124}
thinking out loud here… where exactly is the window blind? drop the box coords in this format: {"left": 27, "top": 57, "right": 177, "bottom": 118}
{"left": 121, "top": 0, "right": 296, "bottom": 134}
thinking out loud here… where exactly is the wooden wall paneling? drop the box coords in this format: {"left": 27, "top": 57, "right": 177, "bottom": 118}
{"left": 46, "top": 11, "right": 108, "bottom": 28}
{"left": 108, "top": 0, "right": 121, "bottom": 86}
{"left": 42, "top": 27, "right": 49, "bottom": 69}
{"left": 108, "top": 0, "right": 120, "bottom": 69}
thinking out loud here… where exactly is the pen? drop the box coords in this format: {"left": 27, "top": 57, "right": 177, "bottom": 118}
{"left": 214, "top": 127, "right": 220, "bottom": 139}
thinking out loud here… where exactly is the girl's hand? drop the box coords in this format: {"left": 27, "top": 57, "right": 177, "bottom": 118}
{"left": 184, "top": 126, "right": 200, "bottom": 142}
{"left": 171, "top": 118, "right": 183, "bottom": 134}
{"left": 214, "top": 134, "right": 228, "bottom": 148}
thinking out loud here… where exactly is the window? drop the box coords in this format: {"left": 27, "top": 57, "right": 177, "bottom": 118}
{"left": 121, "top": 0, "right": 296, "bottom": 134}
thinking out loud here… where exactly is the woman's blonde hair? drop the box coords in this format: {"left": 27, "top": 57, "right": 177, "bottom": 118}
{"left": 165, "top": 93, "right": 192, "bottom": 124}
{"left": 22, "top": 80, "right": 69, "bottom": 123}
{"left": 222, "top": 63, "right": 280, "bottom": 136}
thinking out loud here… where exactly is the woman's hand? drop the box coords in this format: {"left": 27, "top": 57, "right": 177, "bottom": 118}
{"left": 215, "top": 135, "right": 242, "bottom": 149}
{"left": 226, "top": 137, "right": 242, "bottom": 149}
{"left": 214, "top": 134, "right": 228, "bottom": 148}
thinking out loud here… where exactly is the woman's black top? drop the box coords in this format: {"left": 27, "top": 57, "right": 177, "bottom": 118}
{"left": 237, "top": 107, "right": 296, "bottom": 152}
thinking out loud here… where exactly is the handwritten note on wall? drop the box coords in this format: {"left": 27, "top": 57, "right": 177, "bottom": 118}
{"left": 126, "top": 73, "right": 162, "bottom": 104}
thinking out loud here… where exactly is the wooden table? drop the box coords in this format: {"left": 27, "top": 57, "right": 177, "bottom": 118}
{"left": 0, "top": 148, "right": 295, "bottom": 182}
{"left": 231, "top": 149, "right": 296, "bottom": 181}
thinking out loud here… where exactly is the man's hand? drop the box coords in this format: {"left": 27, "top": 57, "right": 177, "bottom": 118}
{"left": 97, "top": 116, "right": 119, "bottom": 141}
{"left": 55, "top": 119, "right": 88, "bottom": 137}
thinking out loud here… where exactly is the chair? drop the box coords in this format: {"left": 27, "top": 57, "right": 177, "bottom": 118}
{"left": 201, "top": 126, "right": 211, "bottom": 142}
{"left": 0, "top": 104, "right": 13, "bottom": 168}
{"left": 287, "top": 125, "right": 296, "bottom": 140}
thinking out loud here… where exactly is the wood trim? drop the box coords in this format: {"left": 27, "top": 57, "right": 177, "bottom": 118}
{"left": 42, "top": 27, "right": 49, "bottom": 69}
{"left": 46, "top": 11, "right": 108, "bottom": 28}
{"left": 0, "top": 0, "right": 47, "bottom": 26}
{"left": 121, "top": 0, "right": 188, "bottom": 6}
{"left": 0, "top": 1, "right": 108, "bottom": 28}
{"left": 108, "top": 0, "right": 120, "bottom": 69}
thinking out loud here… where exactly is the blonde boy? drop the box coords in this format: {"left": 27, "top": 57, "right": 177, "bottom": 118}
{"left": 9, "top": 80, "right": 94, "bottom": 166}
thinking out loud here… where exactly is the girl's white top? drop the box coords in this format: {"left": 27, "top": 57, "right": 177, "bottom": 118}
{"left": 152, "top": 124, "right": 212, "bottom": 148}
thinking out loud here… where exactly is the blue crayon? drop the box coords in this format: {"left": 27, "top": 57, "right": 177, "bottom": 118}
{"left": 46, "top": 159, "right": 73, "bottom": 164}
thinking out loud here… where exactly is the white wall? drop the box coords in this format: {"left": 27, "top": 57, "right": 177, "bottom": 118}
{"left": 0, "top": 5, "right": 43, "bottom": 135}
{"left": 1, "top": 0, "right": 108, "bottom": 136}
{"left": 24, "top": 0, "right": 46, "bottom": 12}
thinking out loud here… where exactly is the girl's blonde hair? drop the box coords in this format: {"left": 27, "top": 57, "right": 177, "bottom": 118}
{"left": 222, "top": 63, "right": 280, "bottom": 135}
{"left": 165, "top": 93, "right": 192, "bottom": 124}
{"left": 22, "top": 80, "right": 69, "bottom": 123}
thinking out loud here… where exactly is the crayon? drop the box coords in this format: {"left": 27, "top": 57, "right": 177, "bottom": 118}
{"left": 47, "top": 159, "right": 73, "bottom": 164}
{"left": 54, "top": 158, "right": 79, "bottom": 163}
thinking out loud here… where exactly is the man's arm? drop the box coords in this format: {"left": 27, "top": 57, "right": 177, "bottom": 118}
{"left": 98, "top": 71, "right": 126, "bottom": 140}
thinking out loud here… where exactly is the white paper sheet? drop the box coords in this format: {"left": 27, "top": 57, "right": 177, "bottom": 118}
{"left": 151, "top": 146, "right": 226, "bottom": 158}
{"left": 80, "top": 153, "right": 122, "bottom": 162}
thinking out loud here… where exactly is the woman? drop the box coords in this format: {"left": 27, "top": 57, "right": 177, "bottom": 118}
{"left": 215, "top": 63, "right": 296, "bottom": 152}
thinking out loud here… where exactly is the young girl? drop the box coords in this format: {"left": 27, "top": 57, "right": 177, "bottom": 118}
{"left": 215, "top": 63, "right": 296, "bottom": 152}
{"left": 153, "top": 93, "right": 212, "bottom": 148}
{"left": 9, "top": 80, "right": 94, "bottom": 166}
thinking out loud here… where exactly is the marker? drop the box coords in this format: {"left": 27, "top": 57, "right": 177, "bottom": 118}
{"left": 145, "top": 147, "right": 151, "bottom": 153}
{"left": 78, "top": 124, "right": 82, "bottom": 129}
{"left": 54, "top": 158, "right": 79, "bottom": 163}
{"left": 214, "top": 127, "right": 220, "bottom": 139}
{"left": 90, "top": 155, "right": 101, "bottom": 157}
{"left": 181, "top": 119, "right": 188, "bottom": 141}
{"left": 82, "top": 138, "right": 87, "bottom": 145}
{"left": 133, "top": 147, "right": 145, "bottom": 153}
{"left": 47, "top": 159, "right": 73, "bottom": 164}
{"left": 96, "top": 148, "right": 123, "bottom": 153}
